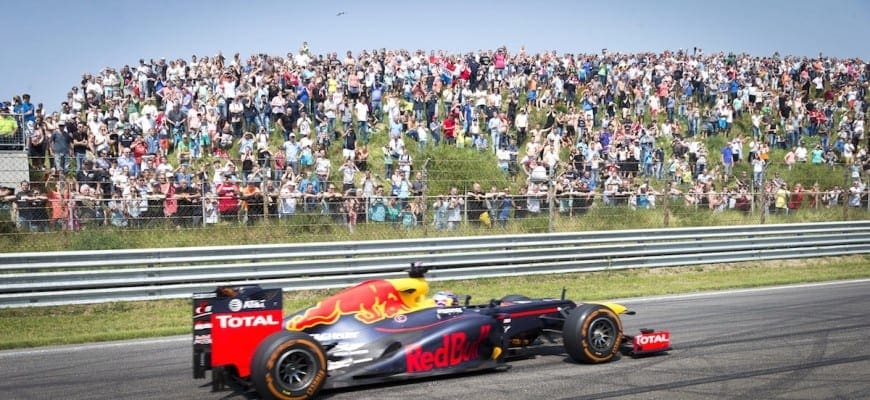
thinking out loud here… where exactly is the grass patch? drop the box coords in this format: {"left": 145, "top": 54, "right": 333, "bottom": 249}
{"left": 0, "top": 205, "right": 863, "bottom": 252}
{"left": 1, "top": 255, "right": 867, "bottom": 350}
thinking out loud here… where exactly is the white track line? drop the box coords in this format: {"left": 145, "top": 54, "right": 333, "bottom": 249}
{"left": 0, "top": 336, "right": 187, "bottom": 357}
{"left": 615, "top": 278, "right": 870, "bottom": 303}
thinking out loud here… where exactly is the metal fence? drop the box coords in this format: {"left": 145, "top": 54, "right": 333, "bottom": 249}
{"left": 1, "top": 221, "right": 868, "bottom": 307}
{"left": 3, "top": 183, "right": 870, "bottom": 234}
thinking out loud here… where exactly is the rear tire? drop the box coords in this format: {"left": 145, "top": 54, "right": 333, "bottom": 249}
{"left": 563, "top": 304, "right": 623, "bottom": 363}
{"left": 250, "top": 331, "right": 327, "bottom": 400}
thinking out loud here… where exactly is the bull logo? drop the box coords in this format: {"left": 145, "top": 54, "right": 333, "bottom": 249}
{"left": 286, "top": 278, "right": 430, "bottom": 331}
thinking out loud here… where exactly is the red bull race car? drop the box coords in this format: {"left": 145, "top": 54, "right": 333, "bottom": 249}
{"left": 192, "top": 263, "right": 670, "bottom": 399}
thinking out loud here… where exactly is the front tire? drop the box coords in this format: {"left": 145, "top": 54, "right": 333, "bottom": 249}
{"left": 563, "top": 304, "right": 623, "bottom": 363}
{"left": 251, "top": 331, "right": 327, "bottom": 400}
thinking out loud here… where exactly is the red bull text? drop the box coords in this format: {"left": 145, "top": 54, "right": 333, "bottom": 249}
{"left": 405, "top": 325, "right": 491, "bottom": 373}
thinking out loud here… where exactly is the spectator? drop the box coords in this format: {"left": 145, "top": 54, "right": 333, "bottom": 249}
{"left": 338, "top": 158, "right": 358, "bottom": 192}
{"left": 0, "top": 106, "right": 18, "bottom": 137}
{"left": 775, "top": 183, "right": 789, "bottom": 214}
{"left": 526, "top": 183, "right": 546, "bottom": 215}
{"left": 174, "top": 178, "right": 201, "bottom": 226}
{"left": 788, "top": 183, "right": 804, "bottom": 213}
{"left": 277, "top": 181, "right": 300, "bottom": 218}
{"left": 466, "top": 183, "right": 488, "bottom": 227}
{"left": 432, "top": 195, "right": 448, "bottom": 230}
{"left": 215, "top": 173, "right": 240, "bottom": 221}
{"left": 5, "top": 45, "right": 869, "bottom": 234}
{"left": 810, "top": 145, "right": 824, "bottom": 164}
{"left": 721, "top": 143, "right": 733, "bottom": 177}
{"left": 794, "top": 142, "right": 808, "bottom": 163}
{"left": 784, "top": 147, "right": 796, "bottom": 170}
{"left": 446, "top": 186, "right": 464, "bottom": 229}
{"left": 825, "top": 185, "right": 843, "bottom": 208}
{"left": 752, "top": 157, "right": 766, "bottom": 188}
{"left": 240, "top": 179, "right": 264, "bottom": 224}
{"left": 14, "top": 181, "right": 48, "bottom": 231}
{"left": 355, "top": 144, "right": 369, "bottom": 172}
{"left": 848, "top": 180, "right": 864, "bottom": 207}
{"left": 355, "top": 100, "right": 369, "bottom": 144}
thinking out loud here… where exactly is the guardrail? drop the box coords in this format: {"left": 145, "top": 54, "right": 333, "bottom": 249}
{"left": 1, "top": 221, "right": 868, "bottom": 307}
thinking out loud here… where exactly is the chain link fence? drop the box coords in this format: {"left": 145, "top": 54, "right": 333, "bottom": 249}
{"left": 2, "top": 170, "right": 868, "bottom": 250}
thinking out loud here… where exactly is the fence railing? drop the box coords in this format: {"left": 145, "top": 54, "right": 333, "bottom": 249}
{"left": 1, "top": 221, "right": 868, "bottom": 307}
{"left": 3, "top": 185, "right": 870, "bottom": 234}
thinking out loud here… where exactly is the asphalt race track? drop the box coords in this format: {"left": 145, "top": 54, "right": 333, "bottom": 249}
{"left": 2, "top": 279, "right": 869, "bottom": 400}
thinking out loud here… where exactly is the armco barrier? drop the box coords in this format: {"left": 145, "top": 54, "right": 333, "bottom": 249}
{"left": 0, "top": 221, "right": 868, "bottom": 307}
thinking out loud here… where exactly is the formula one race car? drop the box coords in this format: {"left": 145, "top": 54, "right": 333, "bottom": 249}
{"left": 192, "top": 263, "right": 670, "bottom": 399}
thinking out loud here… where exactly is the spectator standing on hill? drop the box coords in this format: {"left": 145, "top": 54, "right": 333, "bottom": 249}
{"left": 752, "top": 157, "right": 765, "bottom": 188}
{"left": 29, "top": 116, "right": 47, "bottom": 170}
{"left": 70, "top": 120, "right": 89, "bottom": 173}
{"left": 49, "top": 121, "right": 72, "bottom": 175}
{"left": 810, "top": 145, "right": 824, "bottom": 164}
{"left": 721, "top": 143, "right": 733, "bottom": 177}
{"left": 338, "top": 158, "right": 358, "bottom": 192}
{"left": 355, "top": 100, "right": 369, "bottom": 144}
{"left": 784, "top": 147, "right": 796, "bottom": 170}
{"left": 342, "top": 128, "right": 356, "bottom": 161}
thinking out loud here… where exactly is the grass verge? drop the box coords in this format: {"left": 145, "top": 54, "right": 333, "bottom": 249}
{"left": 0, "top": 255, "right": 867, "bottom": 350}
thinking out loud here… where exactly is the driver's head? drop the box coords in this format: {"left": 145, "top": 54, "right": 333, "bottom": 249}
{"left": 433, "top": 291, "right": 459, "bottom": 308}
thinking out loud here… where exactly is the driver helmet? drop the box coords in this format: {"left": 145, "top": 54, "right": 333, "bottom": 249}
{"left": 433, "top": 291, "right": 458, "bottom": 307}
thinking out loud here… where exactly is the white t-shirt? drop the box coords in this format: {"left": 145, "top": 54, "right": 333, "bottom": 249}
{"left": 527, "top": 189, "right": 541, "bottom": 213}
{"left": 795, "top": 146, "right": 808, "bottom": 161}
{"left": 355, "top": 102, "right": 368, "bottom": 121}
{"left": 515, "top": 113, "right": 528, "bottom": 129}
{"left": 340, "top": 165, "right": 356, "bottom": 185}
{"left": 315, "top": 157, "right": 331, "bottom": 177}
{"left": 278, "top": 187, "right": 298, "bottom": 215}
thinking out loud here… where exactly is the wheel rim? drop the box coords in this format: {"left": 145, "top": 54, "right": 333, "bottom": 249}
{"left": 274, "top": 348, "right": 318, "bottom": 392}
{"left": 587, "top": 317, "right": 616, "bottom": 353}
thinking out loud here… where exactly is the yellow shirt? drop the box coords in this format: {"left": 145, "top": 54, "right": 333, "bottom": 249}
{"left": 775, "top": 188, "right": 788, "bottom": 209}
{"left": 0, "top": 116, "right": 17, "bottom": 135}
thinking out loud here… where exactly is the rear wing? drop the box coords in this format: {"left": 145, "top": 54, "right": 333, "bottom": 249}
{"left": 193, "top": 285, "right": 283, "bottom": 384}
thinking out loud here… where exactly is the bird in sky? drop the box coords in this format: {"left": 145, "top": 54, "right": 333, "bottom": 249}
{"left": 336, "top": 11, "right": 346, "bottom": 16}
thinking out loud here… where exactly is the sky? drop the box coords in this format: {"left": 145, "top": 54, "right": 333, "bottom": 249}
{"left": 3, "top": 0, "right": 868, "bottom": 112}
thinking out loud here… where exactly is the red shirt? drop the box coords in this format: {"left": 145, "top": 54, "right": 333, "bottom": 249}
{"left": 460, "top": 68, "right": 471, "bottom": 81}
{"left": 132, "top": 142, "right": 147, "bottom": 164}
{"left": 161, "top": 183, "right": 177, "bottom": 215}
{"left": 443, "top": 118, "right": 456, "bottom": 139}
{"left": 215, "top": 182, "right": 239, "bottom": 213}
{"left": 788, "top": 190, "right": 804, "bottom": 210}
{"left": 445, "top": 60, "right": 455, "bottom": 72}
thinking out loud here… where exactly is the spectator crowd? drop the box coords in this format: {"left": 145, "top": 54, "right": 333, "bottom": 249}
{"left": 2, "top": 44, "right": 869, "bottom": 232}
